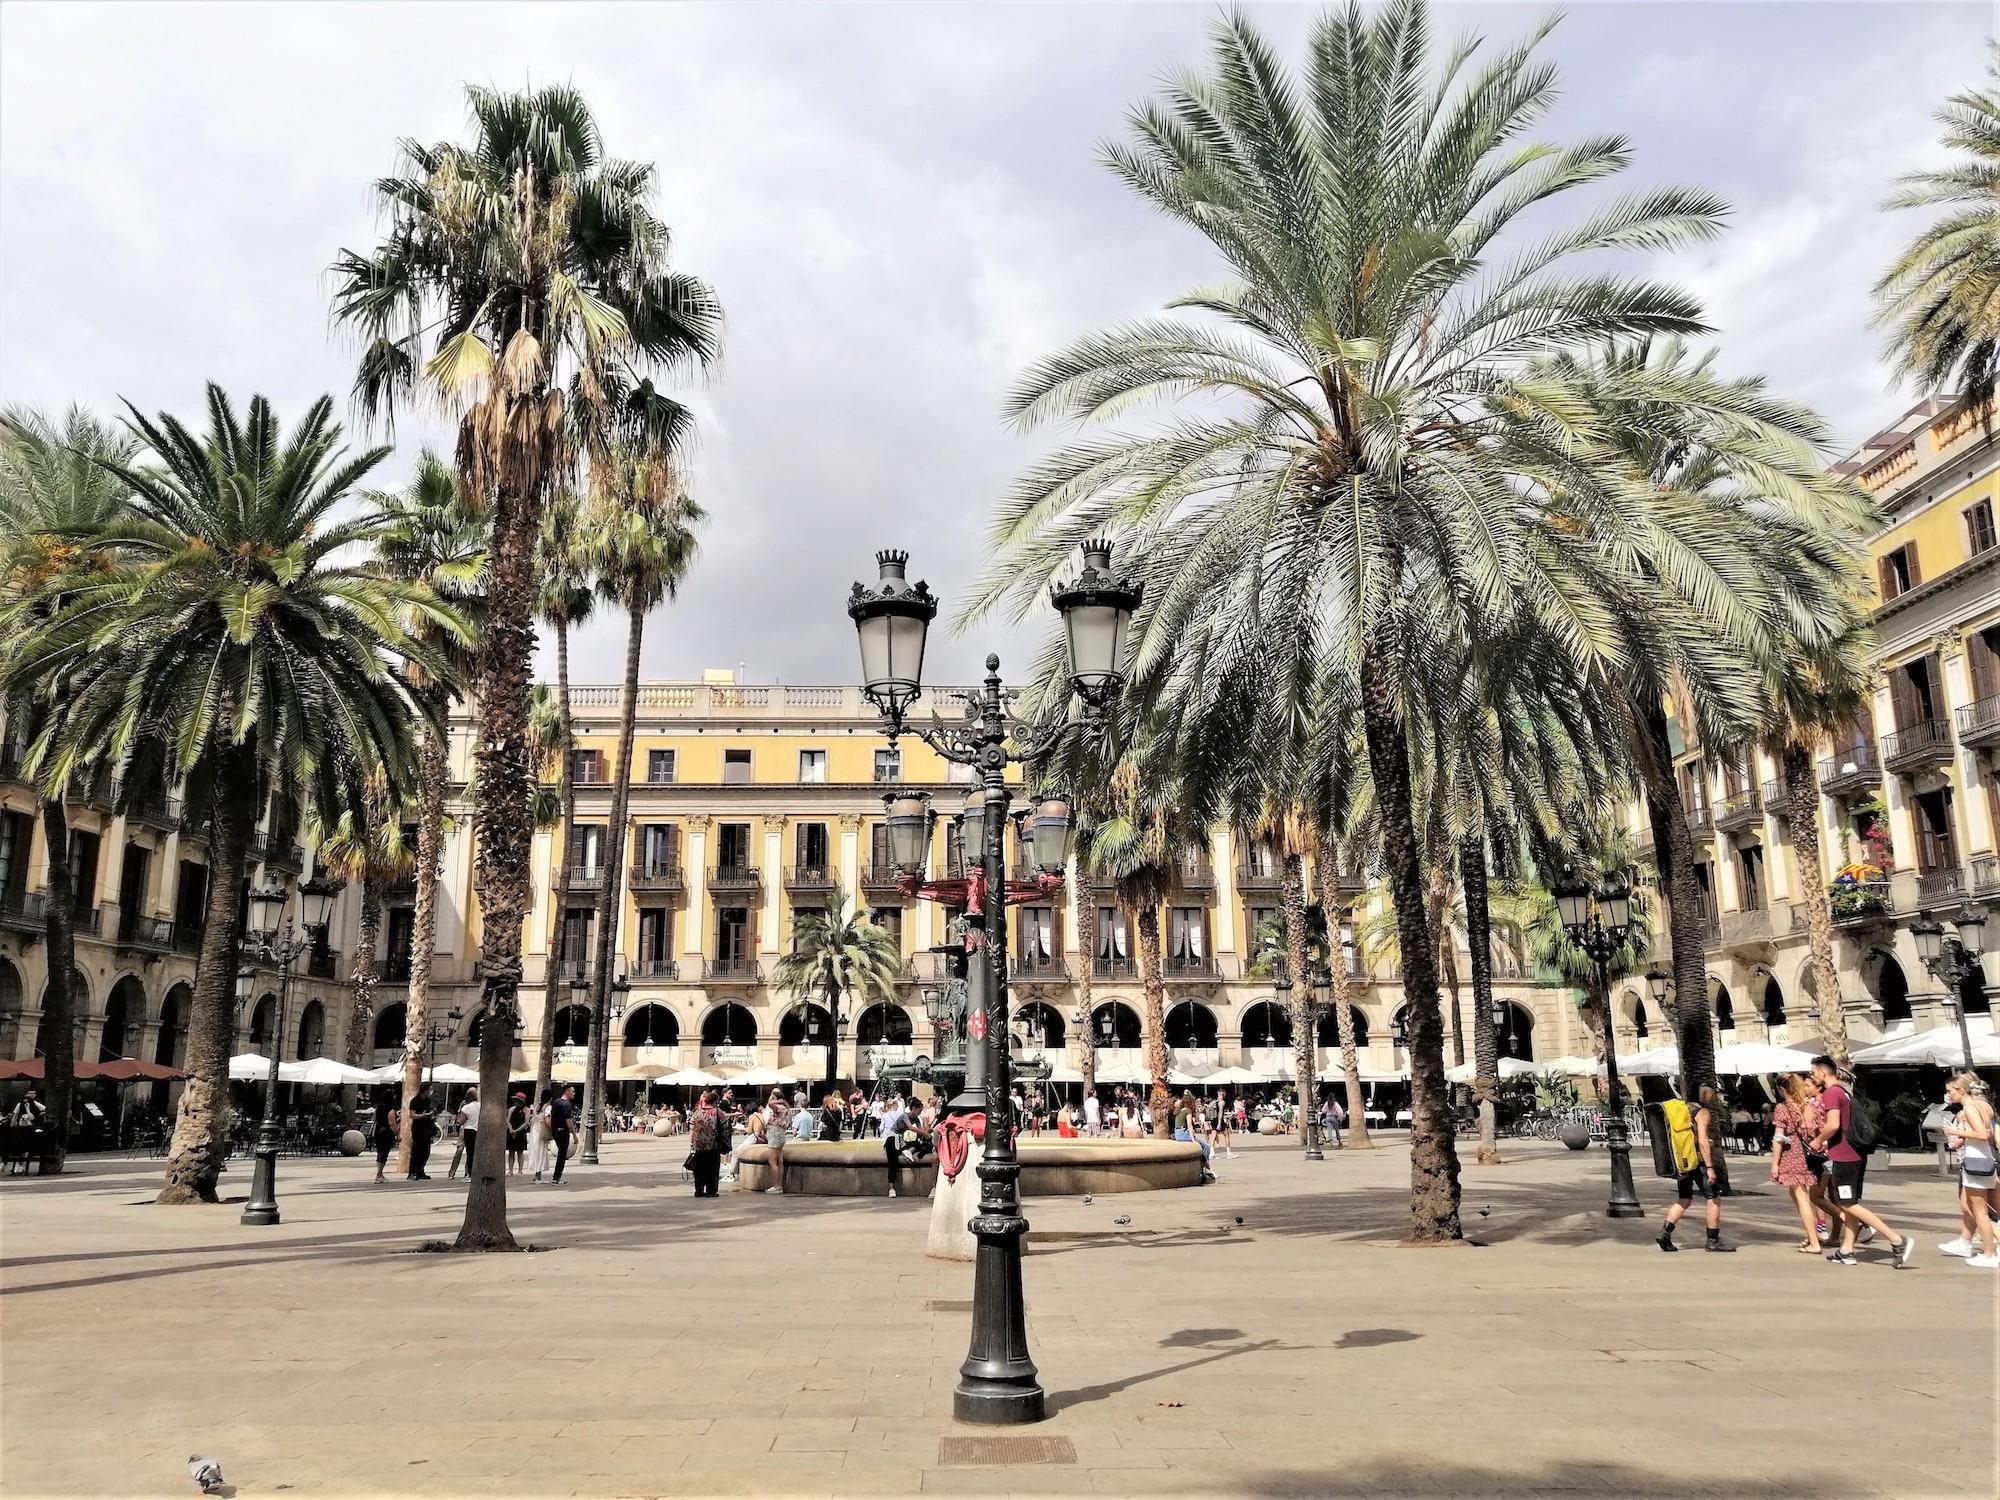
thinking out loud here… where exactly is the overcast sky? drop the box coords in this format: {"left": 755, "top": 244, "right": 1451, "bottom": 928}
{"left": 1, "top": 1, "right": 1986, "bottom": 688}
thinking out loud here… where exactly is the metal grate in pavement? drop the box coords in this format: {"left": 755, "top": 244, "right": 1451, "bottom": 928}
{"left": 938, "top": 1435, "right": 1078, "bottom": 1467}
{"left": 925, "top": 1298, "right": 974, "bottom": 1312}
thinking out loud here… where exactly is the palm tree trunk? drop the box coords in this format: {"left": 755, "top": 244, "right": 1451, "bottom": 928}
{"left": 1638, "top": 700, "right": 1719, "bottom": 1097}
{"left": 1073, "top": 892, "right": 1098, "bottom": 1105}
{"left": 586, "top": 601, "right": 645, "bottom": 1161}
{"left": 535, "top": 618, "right": 576, "bottom": 1108}
{"left": 343, "top": 887, "right": 381, "bottom": 1065}
{"left": 1460, "top": 834, "right": 1501, "bottom": 1166}
{"left": 1429, "top": 864, "right": 1465, "bottom": 1069}
{"left": 1134, "top": 903, "right": 1170, "bottom": 1138}
{"left": 36, "top": 795, "right": 76, "bottom": 1173}
{"left": 396, "top": 699, "right": 451, "bottom": 1174}
{"left": 822, "top": 975, "right": 842, "bottom": 1098}
{"left": 1281, "top": 853, "right": 1315, "bottom": 1125}
{"left": 1782, "top": 743, "right": 1849, "bottom": 1069}
{"left": 159, "top": 744, "right": 255, "bottom": 1203}
{"left": 1313, "top": 854, "right": 1372, "bottom": 1149}
{"left": 454, "top": 464, "right": 545, "bottom": 1253}
{"left": 1360, "top": 640, "right": 1461, "bottom": 1242}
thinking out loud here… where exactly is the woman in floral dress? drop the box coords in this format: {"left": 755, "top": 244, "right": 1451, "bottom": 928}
{"left": 1770, "top": 1073, "right": 1827, "bottom": 1251}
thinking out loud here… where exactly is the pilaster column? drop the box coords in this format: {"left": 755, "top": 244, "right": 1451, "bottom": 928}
{"left": 1213, "top": 829, "right": 1235, "bottom": 953}
{"left": 760, "top": 817, "right": 786, "bottom": 955}
{"left": 838, "top": 813, "right": 862, "bottom": 902}
{"left": 683, "top": 817, "right": 710, "bottom": 962}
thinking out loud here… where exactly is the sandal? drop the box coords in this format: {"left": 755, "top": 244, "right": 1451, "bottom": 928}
{"left": 1796, "top": 1242, "right": 1820, "bottom": 1253}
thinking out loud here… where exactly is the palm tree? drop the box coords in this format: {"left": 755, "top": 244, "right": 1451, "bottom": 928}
{"left": 1, "top": 388, "right": 453, "bottom": 1204}
{"left": 333, "top": 84, "right": 720, "bottom": 1249}
{"left": 1876, "top": 46, "right": 2000, "bottom": 406}
{"left": 0, "top": 407, "right": 135, "bottom": 1171}
{"left": 532, "top": 487, "right": 595, "bottom": 1108}
{"left": 581, "top": 444, "right": 701, "bottom": 1154}
{"left": 771, "top": 892, "right": 902, "bottom": 1094}
{"left": 314, "top": 783, "right": 413, "bottom": 1070}
{"left": 964, "top": 3, "right": 1737, "bottom": 1239}
{"left": 373, "top": 455, "right": 488, "bottom": 1172}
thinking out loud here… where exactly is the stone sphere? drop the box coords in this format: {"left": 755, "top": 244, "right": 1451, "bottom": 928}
{"left": 1257, "top": 1117, "right": 1281, "bottom": 1136}
{"left": 651, "top": 1118, "right": 674, "bottom": 1138}
{"left": 1559, "top": 1121, "right": 1591, "bottom": 1152}
{"left": 338, "top": 1129, "right": 366, "bottom": 1157}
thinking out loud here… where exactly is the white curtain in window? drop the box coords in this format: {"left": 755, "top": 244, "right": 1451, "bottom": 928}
{"left": 1114, "top": 915, "right": 1129, "bottom": 959}
{"left": 1034, "top": 908, "right": 1054, "bottom": 960}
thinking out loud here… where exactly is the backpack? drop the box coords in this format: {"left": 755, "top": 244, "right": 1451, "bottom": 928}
{"left": 1661, "top": 1098, "right": 1701, "bottom": 1173}
{"left": 1843, "top": 1088, "right": 1881, "bottom": 1155}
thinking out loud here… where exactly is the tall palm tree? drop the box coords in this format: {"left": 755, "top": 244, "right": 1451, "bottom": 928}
{"left": 0, "top": 407, "right": 135, "bottom": 1172}
{"left": 581, "top": 444, "right": 701, "bottom": 1156}
{"left": 373, "top": 455, "right": 488, "bottom": 1172}
{"left": 333, "top": 84, "right": 720, "bottom": 1249}
{"left": 314, "top": 782, "right": 413, "bottom": 1069}
{"left": 532, "top": 487, "right": 595, "bottom": 1108}
{"left": 1, "top": 388, "right": 453, "bottom": 1204}
{"left": 964, "top": 3, "right": 1738, "bottom": 1239}
{"left": 771, "top": 891, "right": 901, "bottom": 1094}
{"left": 1876, "top": 46, "right": 2000, "bottom": 406}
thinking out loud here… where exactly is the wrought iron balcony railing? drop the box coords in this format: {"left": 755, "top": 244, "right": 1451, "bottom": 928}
{"left": 631, "top": 957, "right": 680, "bottom": 980}
{"left": 704, "top": 957, "right": 761, "bottom": 982}
{"left": 627, "top": 859, "right": 684, "bottom": 893}
{"left": 1818, "top": 743, "right": 1879, "bottom": 795}
{"left": 708, "top": 864, "right": 763, "bottom": 893}
{"left": 1915, "top": 866, "right": 1969, "bottom": 906}
{"left": 1880, "top": 718, "right": 1953, "bottom": 773}
{"left": 1957, "top": 693, "right": 2000, "bottom": 748}
{"left": 785, "top": 863, "right": 837, "bottom": 892}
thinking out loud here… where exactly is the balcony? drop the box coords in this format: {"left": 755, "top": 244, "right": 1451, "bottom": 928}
{"left": 1164, "top": 954, "right": 1221, "bottom": 982}
{"left": 1698, "top": 907, "right": 1720, "bottom": 950}
{"left": 117, "top": 785, "right": 181, "bottom": 832}
{"left": 707, "top": 864, "right": 762, "bottom": 895}
{"left": 307, "top": 947, "right": 341, "bottom": 980}
{"left": 1914, "top": 866, "right": 1970, "bottom": 907}
{"left": 1011, "top": 953, "right": 1068, "bottom": 980}
{"left": 785, "top": 863, "right": 837, "bottom": 894}
{"left": 1714, "top": 791, "right": 1761, "bottom": 832}
{"left": 73, "top": 903, "right": 100, "bottom": 936}
{"left": 1093, "top": 953, "right": 1137, "bottom": 979}
{"left": 1880, "top": 718, "right": 1953, "bottom": 774}
{"left": 1969, "top": 854, "right": 1999, "bottom": 895}
{"left": 1761, "top": 777, "right": 1789, "bottom": 809}
{"left": 704, "top": 957, "right": 761, "bottom": 983}
{"left": 859, "top": 865, "right": 909, "bottom": 898}
{"left": 117, "top": 912, "right": 175, "bottom": 951}
{"left": 627, "top": 859, "right": 684, "bottom": 895}
{"left": 1330, "top": 871, "right": 1369, "bottom": 899}
{"left": 1235, "top": 860, "right": 1282, "bottom": 894}
{"left": 177, "top": 808, "right": 209, "bottom": 844}
{"left": 0, "top": 891, "right": 46, "bottom": 933}
{"left": 384, "top": 953, "right": 415, "bottom": 982}
{"left": 1824, "top": 882, "right": 1894, "bottom": 928}
{"left": 0, "top": 742, "right": 25, "bottom": 785}
{"left": 173, "top": 923, "right": 204, "bottom": 955}
{"left": 1957, "top": 693, "right": 2000, "bottom": 749}
{"left": 1818, "top": 744, "right": 1880, "bottom": 795}
{"left": 1172, "top": 856, "right": 1215, "bottom": 894}
{"left": 563, "top": 864, "right": 608, "bottom": 894}
{"left": 1684, "top": 803, "right": 1714, "bottom": 835}
{"left": 631, "top": 957, "right": 680, "bottom": 981}
{"left": 1717, "top": 908, "right": 1771, "bottom": 948}
{"left": 269, "top": 841, "right": 305, "bottom": 874}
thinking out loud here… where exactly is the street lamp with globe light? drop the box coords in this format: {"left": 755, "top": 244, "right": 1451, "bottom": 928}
{"left": 846, "top": 540, "right": 1136, "bottom": 1427}
{"left": 1909, "top": 904, "right": 1988, "bottom": 1069}
{"left": 241, "top": 871, "right": 342, "bottom": 1226}
{"left": 1552, "top": 865, "right": 1643, "bottom": 1219}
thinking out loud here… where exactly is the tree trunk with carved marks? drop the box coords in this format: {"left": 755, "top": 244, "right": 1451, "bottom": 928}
{"left": 1460, "top": 834, "right": 1501, "bottom": 1165}
{"left": 1135, "top": 903, "right": 1170, "bottom": 1138}
{"left": 1314, "top": 854, "right": 1372, "bottom": 1149}
{"left": 1782, "top": 743, "right": 1848, "bottom": 1069}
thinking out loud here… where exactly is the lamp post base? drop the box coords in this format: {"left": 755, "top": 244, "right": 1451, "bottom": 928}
{"left": 954, "top": 1184, "right": 1045, "bottom": 1426}
{"left": 1604, "top": 1122, "right": 1644, "bottom": 1219}
{"left": 241, "top": 1145, "right": 280, "bottom": 1226}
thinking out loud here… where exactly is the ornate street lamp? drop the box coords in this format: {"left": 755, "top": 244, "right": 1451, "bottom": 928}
{"left": 1027, "top": 796, "right": 1073, "bottom": 878}
{"left": 851, "top": 540, "right": 1138, "bottom": 1426}
{"left": 241, "top": 871, "right": 343, "bottom": 1227}
{"left": 883, "top": 792, "right": 934, "bottom": 876}
{"left": 1908, "top": 903, "right": 1987, "bottom": 1069}
{"left": 1554, "top": 866, "right": 1642, "bottom": 1219}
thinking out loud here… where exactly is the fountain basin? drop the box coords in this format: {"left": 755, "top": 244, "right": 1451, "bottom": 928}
{"left": 733, "top": 1136, "right": 1204, "bottom": 1196}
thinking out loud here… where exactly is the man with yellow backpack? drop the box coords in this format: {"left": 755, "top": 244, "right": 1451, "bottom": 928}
{"left": 1656, "top": 1084, "right": 1733, "bottom": 1253}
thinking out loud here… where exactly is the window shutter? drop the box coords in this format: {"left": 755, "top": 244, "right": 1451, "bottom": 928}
{"left": 1904, "top": 543, "right": 1921, "bottom": 587}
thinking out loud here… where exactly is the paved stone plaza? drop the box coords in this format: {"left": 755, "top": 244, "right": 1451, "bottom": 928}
{"left": 1, "top": 1132, "right": 1993, "bottom": 1498}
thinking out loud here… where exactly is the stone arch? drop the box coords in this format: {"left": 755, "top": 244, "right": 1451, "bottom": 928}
{"left": 35, "top": 969, "right": 89, "bottom": 1058}
{"left": 0, "top": 955, "right": 24, "bottom": 1057}
{"left": 778, "top": 1002, "right": 832, "bottom": 1047}
{"left": 1711, "top": 979, "right": 1735, "bottom": 1033}
{"left": 155, "top": 982, "right": 191, "bottom": 1069}
{"left": 700, "top": 1002, "right": 758, "bottom": 1047}
{"left": 1759, "top": 971, "right": 1785, "bottom": 1027}
{"left": 1239, "top": 999, "right": 1292, "bottom": 1049}
{"left": 295, "top": 999, "right": 326, "bottom": 1059}
{"left": 373, "top": 1000, "right": 408, "bottom": 1051}
{"left": 1317, "top": 1004, "right": 1370, "bottom": 1048}
{"left": 1874, "top": 953, "right": 1912, "bottom": 1023}
{"left": 1164, "top": 1000, "right": 1219, "bottom": 1049}
{"left": 98, "top": 975, "right": 145, "bottom": 1061}
{"left": 248, "top": 992, "right": 280, "bottom": 1049}
{"left": 546, "top": 1003, "right": 590, "bottom": 1047}
{"left": 856, "top": 1002, "right": 911, "bottom": 1047}
{"left": 1090, "top": 1000, "right": 1142, "bottom": 1049}
{"left": 1015, "top": 1002, "right": 1064, "bottom": 1049}
{"left": 623, "top": 1004, "right": 681, "bottom": 1047}
{"left": 1496, "top": 1001, "right": 1535, "bottom": 1061}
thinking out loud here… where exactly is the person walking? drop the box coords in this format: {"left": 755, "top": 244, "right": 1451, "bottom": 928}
{"left": 549, "top": 1085, "right": 576, "bottom": 1186}
{"left": 404, "top": 1085, "right": 438, "bottom": 1181}
{"left": 1809, "top": 1056, "right": 1914, "bottom": 1268}
{"left": 447, "top": 1086, "right": 479, "bottom": 1181}
{"left": 879, "top": 1092, "right": 909, "bottom": 1197}
{"left": 687, "top": 1090, "right": 724, "bottom": 1197}
{"left": 1209, "top": 1092, "right": 1233, "bottom": 1159}
{"left": 526, "top": 1090, "right": 553, "bottom": 1182}
{"left": 818, "top": 1090, "right": 845, "bottom": 1142}
{"left": 1769, "top": 1074, "right": 1828, "bottom": 1252}
{"left": 1938, "top": 1071, "right": 1998, "bottom": 1267}
{"left": 1082, "top": 1089, "right": 1102, "bottom": 1138}
{"left": 371, "top": 1087, "right": 400, "bottom": 1185}
{"left": 504, "top": 1092, "right": 530, "bottom": 1177}
{"left": 763, "top": 1088, "right": 793, "bottom": 1194}
{"left": 1656, "top": 1084, "right": 1733, "bottom": 1252}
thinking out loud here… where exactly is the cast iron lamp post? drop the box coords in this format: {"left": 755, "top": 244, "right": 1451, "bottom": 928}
{"left": 1909, "top": 904, "right": 1988, "bottom": 1069}
{"left": 848, "top": 540, "right": 1137, "bottom": 1427}
{"left": 241, "top": 872, "right": 342, "bottom": 1226}
{"left": 1270, "top": 960, "right": 1323, "bottom": 1160}
{"left": 1553, "top": 866, "right": 1642, "bottom": 1218}
{"left": 582, "top": 975, "right": 630, "bottom": 1163}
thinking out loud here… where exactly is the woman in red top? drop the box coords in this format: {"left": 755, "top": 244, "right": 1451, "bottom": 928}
{"left": 1770, "top": 1073, "right": 1827, "bottom": 1252}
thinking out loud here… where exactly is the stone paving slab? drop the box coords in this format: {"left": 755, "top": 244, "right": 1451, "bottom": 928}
{"left": 2, "top": 1133, "right": 1994, "bottom": 1498}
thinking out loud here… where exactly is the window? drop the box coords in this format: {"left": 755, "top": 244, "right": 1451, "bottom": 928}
{"left": 716, "top": 905, "right": 752, "bottom": 961}
{"left": 567, "top": 824, "right": 604, "bottom": 876}
{"left": 869, "top": 822, "right": 892, "bottom": 873}
{"left": 798, "top": 749, "right": 827, "bottom": 784}
{"left": 1167, "top": 907, "right": 1208, "bottom": 968}
{"left": 1678, "top": 760, "right": 1708, "bottom": 814}
{"left": 722, "top": 748, "right": 752, "bottom": 784}
{"left": 636, "top": 908, "right": 673, "bottom": 964}
{"left": 1016, "top": 906, "right": 1057, "bottom": 969}
{"left": 795, "top": 821, "right": 829, "bottom": 871}
{"left": 0, "top": 809, "right": 31, "bottom": 902}
{"left": 1970, "top": 624, "right": 2000, "bottom": 708}
{"left": 1890, "top": 654, "right": 1941, "bottom": 728}
{"left": 1096, "top": 907, "right": 1132, "bottom": 973}
{"left": 68, "top": 830, "right": 99, "bottom": 914}
{"left": 385, "top": 906, "right": 417, "bottom": 979}
{"left": 173, "top": 860, "right": 208, "bottom": 933}
{"left": 1966, "top": 498, "right": 1997, "bottom": 558}
{"left": 558, "top": 908, "right": 593, "bottom": 964}
{"left": 1914, "top": 787, "right": 1959, "bottom": 873}
{"left": 868, "top": 905, "right": 902, "bottom": 952}
{"left": 637, "top": 824, "right": 678, "bottom": 877}
{"left": 571, "top": 748, "right": 603, "bottom": 784}
{"left": 1247, "top": 905, "right": 1280, "bottom": 957}
{"left": 873, "top": 748, "right": 901, "bottom": 783}
{"left": 716, "top": 822, "right": 752, "bottom": 870}
{"left": 1736, "top": 844, "right": 1765, "bottom": 912}
{"left": 1878, "top": 542, "right": 1918, "bottom": 601}
{"left": 647, "top": 749, "right": 676, "bottom": 784}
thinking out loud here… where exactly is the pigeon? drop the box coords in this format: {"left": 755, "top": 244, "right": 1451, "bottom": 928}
{"left": 1113, "top": 1214, "right": 1132, "bottom": 1226}
{"left": 1233, "top": 1216, "right": 1244, "bottom": 1226}
{"left": 1081, "top": 1195, "right": 1093, "bottom": 1205}
{"left": 1478, "top": 1205, "right": 1491, "bottom": 1218}
{"left": 188, "top": 1456, "right": 224, "bottom": 1494}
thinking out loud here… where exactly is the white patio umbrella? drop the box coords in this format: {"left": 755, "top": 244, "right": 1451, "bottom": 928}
{"left": 1851, "top": 1026, "right": 2000, "bottom": 1067}
{"left": 1202, "top": 1064, "right": 1268, "bottom": 1086}
{"left": 1444, "top": 1056, "right": 1538, "bottom": 1084}
{"left": 1617, "top": 1045, "right": 1682, "bottom": 1077}
{"left": 282, "top": 1057, "right": 375, "bottom": 1086}
{"left": 229, "top": 1053, "right": 276, "bottom": 1081}
{"left": 1093, "top": 1059, "right": 1146, "bottom": 1084}
{"left": 1542, "top": 1055, "right": 1602, "bottom": 1076}
{"left": 728, "top": 1067, "right": 797, "bottom": 1087}
{"left": 362, "top": 1061, "right": 481, "bottom": 1085}
{"left": 658, "top": 1067, "right": 727, "bottom": 1087}
{"left": 610, "top": 1061, "right": 673, "bottom": 1082}
{"left": 1711, "top": 1042, "right": 1819, "bottom": 1076}
{"left": 1043, "top": 1062, "right": 1085, "bottom": 1084}
{"left": 427, "top": 1062, "right": 481, "bottom": 1085}
{"left": 1166, "top": 1067, "right": 1211, "bottom": 1086}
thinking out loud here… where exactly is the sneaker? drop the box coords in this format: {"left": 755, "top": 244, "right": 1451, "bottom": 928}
{"left": 1939, "top": 1237, "right": 1975, "bottom": 1258}
{"left": 1815, "top": 1218, "right": 1830, "bottom": 1239}
{"left": 1704, "top": 1238, "right": 1736, "bottom": 1253}
{"left": 1827, "top": 1251, "right": 1859, "bottom": 1265}
{"left": 888, "top": 1186, "right": 898, "bottom": 1198}
{"left": 1656, "top": 1232, "right": 1678, "bottom": 1253}
{"left": 1858, "top": 1225, "right": 1878, "bottom": 1246}
{"left": 1892, "top": 1237, "right": 1916, "bottom": 1269}
{"left": 1966, "top": 1254, "right": 2000, "bottom": 1269}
